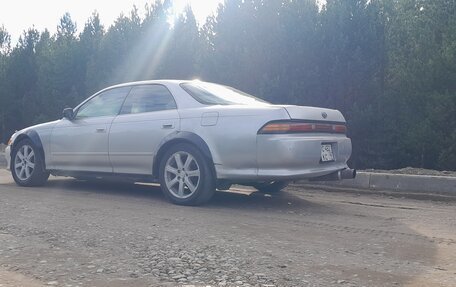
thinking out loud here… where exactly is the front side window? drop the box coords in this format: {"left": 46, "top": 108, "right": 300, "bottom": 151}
{"left": 75, "top": 87, "right": 131, "bottom": 119}
{"left": 120, "top": 85, "right": 177, "bottom": 114}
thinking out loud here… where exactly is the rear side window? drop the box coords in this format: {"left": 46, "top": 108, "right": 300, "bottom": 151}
{"left": 180, "top": 82, "right": 270, "bottom": 105}
{"left": 120, "top": 85, "right": 177, "bottom": 114}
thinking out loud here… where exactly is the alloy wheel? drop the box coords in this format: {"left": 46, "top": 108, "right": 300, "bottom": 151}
{"left": 164, "top": 151, "right": 201, "bottom": 199}
{"left": 14, "top": 144, "right": 36, "bottom": 181}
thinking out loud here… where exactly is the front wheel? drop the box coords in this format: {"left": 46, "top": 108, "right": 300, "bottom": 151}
{"left": 11, "top": 139, "right": 50, "bottom": 187}
{"left": 253, "top": 181, "right": 289, "bottom": 193}
{"left": 159, "top": 143, "right": 215, "bottom": 206}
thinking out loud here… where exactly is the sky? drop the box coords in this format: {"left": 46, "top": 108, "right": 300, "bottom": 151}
{"left": 0, "top": 0, "right": 223, "bottom": 44}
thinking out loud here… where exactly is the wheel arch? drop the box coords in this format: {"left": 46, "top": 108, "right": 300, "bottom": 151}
{"left": 152, "top": 132, "right": 215, "bottom": 179}
{"left": 11, "top": 130, "right": 46, "bottom": 170}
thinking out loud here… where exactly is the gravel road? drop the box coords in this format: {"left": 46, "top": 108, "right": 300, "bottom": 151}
{"left": 0, "top": 169, "right": 455, "bottom": 287}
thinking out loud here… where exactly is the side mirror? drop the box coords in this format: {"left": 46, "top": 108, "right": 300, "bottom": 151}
{"left": 63, "top": 108, "right": 74, "bottom": 120}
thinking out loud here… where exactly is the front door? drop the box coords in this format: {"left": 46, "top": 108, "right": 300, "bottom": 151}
{"left": 50, "top": 87, "right": 131, "bottom": 172}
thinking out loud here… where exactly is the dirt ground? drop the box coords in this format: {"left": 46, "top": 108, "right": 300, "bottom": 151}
{"left": 0, "top": 168, "right": 455, "bottom": 287}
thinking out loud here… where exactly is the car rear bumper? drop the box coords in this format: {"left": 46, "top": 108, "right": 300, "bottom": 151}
{"left": 215, "top": 134, "right": 352, "bottom": 181}
{"left": 257, "top": 133, "right": 351, "bottom": 178}
{"left": 256, "top": 163, "right": 350, "bottom": 180}
{"left": 5, "top": 145, "right": 11, "bottom": 170}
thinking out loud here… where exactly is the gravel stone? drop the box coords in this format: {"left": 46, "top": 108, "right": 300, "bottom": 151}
{"left": 0, "top": 169, "right": 454, "bottom": 287}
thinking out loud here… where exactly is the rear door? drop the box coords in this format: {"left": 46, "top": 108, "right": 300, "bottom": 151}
{"left": 109, "top": 84, "right": 180, "bottom": 174}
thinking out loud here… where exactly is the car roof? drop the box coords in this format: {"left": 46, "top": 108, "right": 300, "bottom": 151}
{"left": 107, "top": 79, "right": 190, "bottom": 89}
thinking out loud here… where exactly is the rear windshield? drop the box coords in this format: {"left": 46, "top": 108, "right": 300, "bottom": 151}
{"left": 180, "top": 82, "right": 270, "bottom": 105}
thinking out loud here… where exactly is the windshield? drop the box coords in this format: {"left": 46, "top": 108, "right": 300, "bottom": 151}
{"left": 180, "top": 82, "right": 270, "bottom": 105}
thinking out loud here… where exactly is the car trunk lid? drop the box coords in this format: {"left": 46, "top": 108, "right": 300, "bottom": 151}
{"left": 279, "top": 105, "right": 346, "bottom": 123}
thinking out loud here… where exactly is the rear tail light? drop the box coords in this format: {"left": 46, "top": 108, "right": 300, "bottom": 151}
{"left": 258, "top": 121, "right": 347, "bottom": 134}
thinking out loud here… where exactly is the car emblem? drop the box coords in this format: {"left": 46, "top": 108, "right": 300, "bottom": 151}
{"left": 321, "top": 112, "right": 327, "bottom": 119}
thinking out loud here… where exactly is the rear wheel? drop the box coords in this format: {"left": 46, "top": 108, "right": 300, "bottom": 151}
{"left": 11, "top": 139, "right": 49, "bottom": 187}
{"left": 253, "top": 181, "right": 289, "bottom": 193}
{"left": 159, "top": 143, "right": 215, "bottom": 205}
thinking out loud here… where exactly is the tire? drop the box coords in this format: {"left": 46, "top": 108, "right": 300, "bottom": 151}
{"left": 11, "top": 139, "right": 50, "bottom": 187}
{"left": 159, "top": 143, "right": 215, "bottom": 206}
{"left": 253, "top": 181, "right": 289, "bottom": 193}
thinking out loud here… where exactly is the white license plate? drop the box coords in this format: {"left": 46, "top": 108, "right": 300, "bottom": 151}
{"left": 321, "top": 144, "right": 334, "bottom": 162}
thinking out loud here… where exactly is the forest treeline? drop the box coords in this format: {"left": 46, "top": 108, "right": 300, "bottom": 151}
{"left": 0, "top": 0, "right": 455, "bottom": 170}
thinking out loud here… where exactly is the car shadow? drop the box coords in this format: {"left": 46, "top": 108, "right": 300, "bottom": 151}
{"left": 43, "top": 176, "right": 324, "bottom": 212}
{"left": 208, "top": 188, "right": 324, "bottom": 212}
{"left": 46, "top": 177, "right": 168, "bottom": 202}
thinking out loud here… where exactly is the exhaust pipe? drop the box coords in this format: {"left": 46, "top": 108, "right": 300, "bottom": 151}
{"left": 309, "top": 168, "right": 356, "bottom": 181}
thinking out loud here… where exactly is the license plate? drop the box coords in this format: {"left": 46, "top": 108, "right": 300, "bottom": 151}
{"left": 321, "top": 144, "right": 334, "bottom": 162}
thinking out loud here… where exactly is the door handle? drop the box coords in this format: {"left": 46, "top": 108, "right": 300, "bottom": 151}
{"left": 95, "top": 128, "right": 106, "bottom": 133}
{"left": 162, "top": 124, "right": 174, "bottom": 129}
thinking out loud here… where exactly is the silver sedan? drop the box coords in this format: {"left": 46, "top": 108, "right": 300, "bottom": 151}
{"left": 5, "top": 80, "right": 355, "bottom": 205}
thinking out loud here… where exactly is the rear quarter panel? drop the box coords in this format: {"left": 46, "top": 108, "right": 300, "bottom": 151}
{"left": 178, "top": 105, "right": 290, "bottom": 179}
